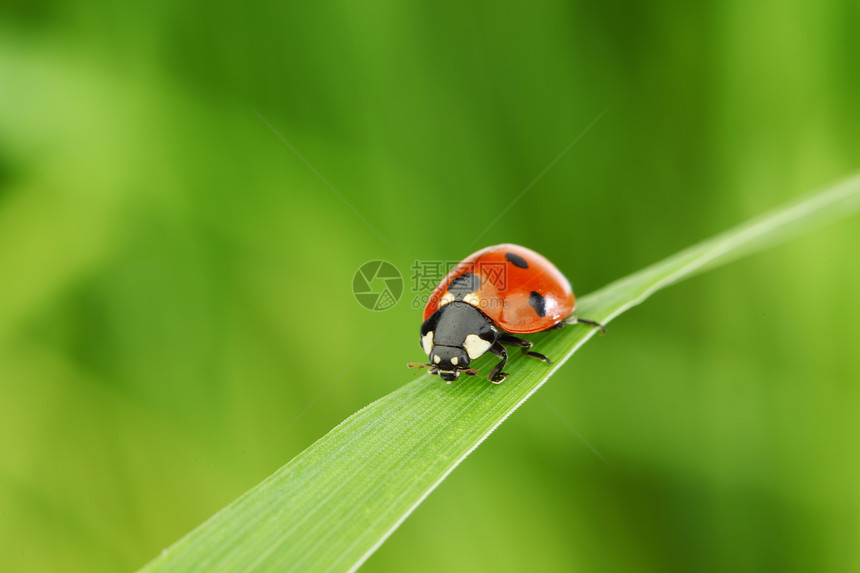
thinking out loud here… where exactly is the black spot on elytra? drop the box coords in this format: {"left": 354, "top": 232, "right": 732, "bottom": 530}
{"left": 505, "top": 252, "right": 528, "bottom": 269}
{"left": 448, "top": 272, "right": 482, "bottom": 296}
{"left": 529, "top": 291, "right": 546, "bottom": 317}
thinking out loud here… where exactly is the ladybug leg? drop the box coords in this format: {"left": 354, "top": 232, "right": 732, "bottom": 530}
{"left": 487, "top": 342, "right": 509, "bottom": 384}
{"left": 499, "top": 334, "right": 552, "bottom": 365}
{"left": 561, "top": 316, "right": 606, "bottom": 335}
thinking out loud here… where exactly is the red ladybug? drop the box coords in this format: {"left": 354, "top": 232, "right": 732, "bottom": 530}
{"left": 409, "top": 244, "right": 603, "bottom": 383}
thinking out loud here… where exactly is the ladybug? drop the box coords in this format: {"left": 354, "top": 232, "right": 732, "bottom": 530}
{"left": 408, "top": 244, "right": 604, "bottom": 383}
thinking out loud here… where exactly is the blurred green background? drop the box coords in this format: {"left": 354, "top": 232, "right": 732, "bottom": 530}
{"left": 1, "top": 1, "right": 859, "bottom": 572}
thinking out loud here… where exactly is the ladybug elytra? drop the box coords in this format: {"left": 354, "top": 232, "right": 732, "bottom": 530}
{"left": 408, "top": 244, "right": 603, "bottom": 383}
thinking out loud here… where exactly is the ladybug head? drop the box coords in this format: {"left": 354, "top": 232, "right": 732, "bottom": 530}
{"left": 407, "top": 344, "right": 479, "bottom": 382}
{"left": 429, "top": 345, "right": 471, "bottom": 381}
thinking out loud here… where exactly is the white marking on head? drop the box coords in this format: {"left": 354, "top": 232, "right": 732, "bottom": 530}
{"left": 451, "top": 356, "right": 459, "bottom": 365}
{"left": 433, "top": 355, "right": 441, "bottom": 364}
{"left": 463, "top": 334, "right": 492, "bottom": 359}
{"left": 422, "top": 331, "right": 434, "bottom": 355}
{"left": 440, "top": 292, "right": 455, "bottom": 306}
{"left": 463, "top": 293, "right": 480, "bottom": 307}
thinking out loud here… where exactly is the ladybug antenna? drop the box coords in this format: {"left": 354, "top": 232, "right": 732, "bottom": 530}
{"left": 462, "top": 368, "right": 479, "bottom": 376}
{"left": 407, "top": 362, "right": 432, "bottom": 369}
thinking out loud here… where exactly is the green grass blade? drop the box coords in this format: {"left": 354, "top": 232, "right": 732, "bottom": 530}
{"left": 140, "top": 171, "right": 860, "bottom": 573}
